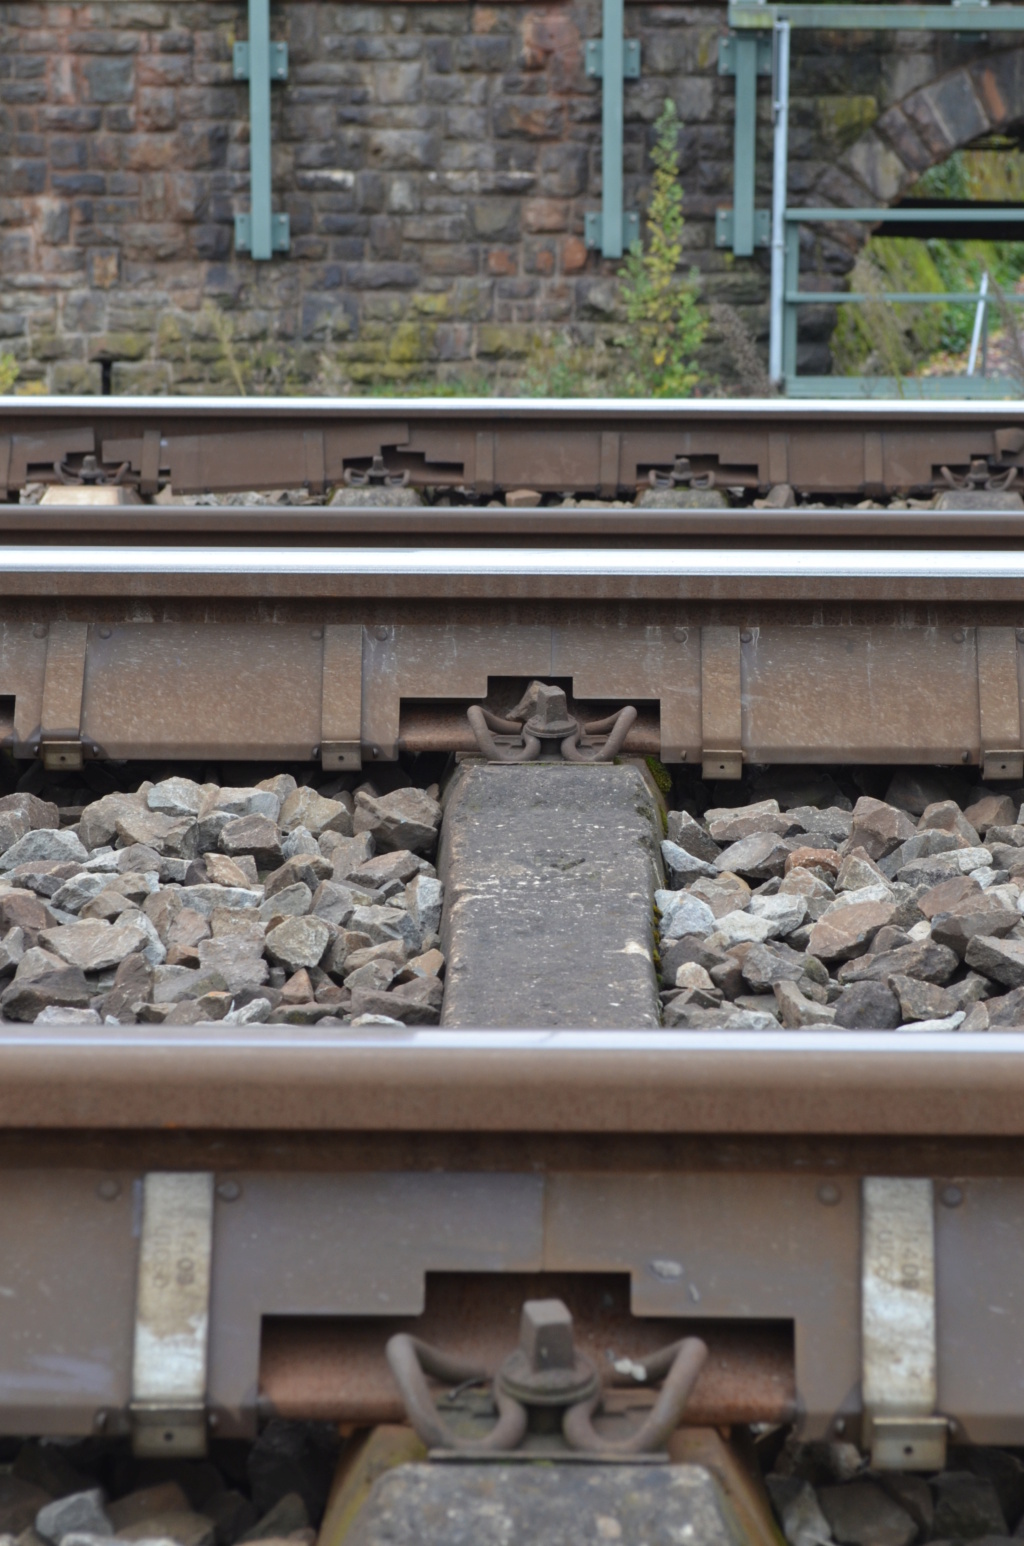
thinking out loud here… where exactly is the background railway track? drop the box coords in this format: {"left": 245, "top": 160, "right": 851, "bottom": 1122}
{"left": 5, "top": 396, "right": 1024, "bottom": 503}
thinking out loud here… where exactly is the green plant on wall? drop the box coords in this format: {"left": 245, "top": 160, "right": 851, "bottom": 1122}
{"left": 0, "top": 356, "right": 18, "bottom": 394}
{"left": 618, "top": 98, "right": 706, "bottom": 396}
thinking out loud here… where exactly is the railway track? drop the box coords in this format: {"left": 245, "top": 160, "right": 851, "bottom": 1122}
{"left": 2, "top": 394, "right": 1024, "bottom": 1544}
{"left": 5, "top": 396, "right": 1024, "bottom": 501}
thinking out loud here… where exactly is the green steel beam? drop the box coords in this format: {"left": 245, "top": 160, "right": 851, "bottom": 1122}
{"left": 787, "top": 290, "right": 1022, "bottom": 303}
{"left": 233, "top": 0, "right": 289, "bottom": 260}
{"left": 786, "top": 206, "right": 1024, "bottom": 222}
{"left": 782, "top": 221, "right": 799, "bottom": 382}
{"left": 731, "top": 35, "right": 758, "bottom": 256}
{"left": 786, "top": 375, "right": 1021, "bottom": 397}
{"left": 718, "top": 34, "right": 772, "bottom": 256}
{"left": 730, "top": 2, "right": 1024, "bottom": 28}
{"left": 584, "top": 0, "right": 640, "bottom": 257}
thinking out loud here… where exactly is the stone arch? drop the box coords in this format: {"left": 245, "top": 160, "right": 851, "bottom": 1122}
{"left": 792, "top": 46, "right": 1024, "bottom": 371}
{"left": 813, "top": 46, "right": 1024, "bottom": 214}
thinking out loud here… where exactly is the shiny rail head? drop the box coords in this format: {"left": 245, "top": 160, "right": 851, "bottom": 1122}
{"left": 4, "top": 394, "right": 1024, "bottom": 419}
{"left": 1, "top": 545, "right": 1024, "bottom": 577}
{"left": 0, "top": 1025, "right": 1023, "bottom": 1051}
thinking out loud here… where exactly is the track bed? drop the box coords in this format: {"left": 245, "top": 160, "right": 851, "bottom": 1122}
{"left": 1, "top": 396, "right": 1023, "bottom": 1544}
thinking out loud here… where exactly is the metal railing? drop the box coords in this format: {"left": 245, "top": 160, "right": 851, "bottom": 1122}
{"left": 781, "top": 209, "right": 1024, "bottom": 397}
{"left": 719, "top": 2, "right": 1024, "bottom": 396}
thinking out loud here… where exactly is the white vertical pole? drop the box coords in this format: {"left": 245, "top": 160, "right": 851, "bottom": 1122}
{"left": 768, "top": 19, "right": 791, "bottom": 386}
{"left": 967, "top": 270, "right": 989, "bottom": 377}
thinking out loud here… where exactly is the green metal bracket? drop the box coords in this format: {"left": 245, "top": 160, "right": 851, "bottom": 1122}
{"left": 584, "top": 0, "right": 640, "bottom": 258}
{"left": 584, "top": 211, "right": 640, "bottom": 250}
{"left": 715, "top": 208, "right": 771, "bottom": 248}
{"left": 717, "top": 34, "right": 773, "bottom": 73}
{"left": 233, "top": 0, "right": 289, "bottom": 260}
{"left": 585, "top": 39, "right": 641, "bottom": 77}
{"left": 233, "top": 40, "right": 289, "bottom": 81}
{"left": 234, "top": 212, "right": 291, "bottom": 255}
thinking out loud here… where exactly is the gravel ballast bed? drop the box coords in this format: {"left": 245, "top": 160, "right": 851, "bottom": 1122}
{"left": 659, "top": 772, "right": 1024, "bottom": 1032}
{"left": 0, "top": 773, "right": 445, "bottom": 1029}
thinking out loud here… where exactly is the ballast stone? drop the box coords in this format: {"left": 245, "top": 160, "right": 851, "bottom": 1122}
{"left": 440, "top": 764, "right": 661, "bottom": 1028}
{"left": 37, "top": 1491, "right": 113, "bottom": 1546}
{"left": 344, "top": 1463, "right": 743, "bottom": 1546}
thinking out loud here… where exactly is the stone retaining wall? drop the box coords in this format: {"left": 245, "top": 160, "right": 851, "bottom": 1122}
{"left": 1, "top": 0, "right": 1021, "bottom": 392}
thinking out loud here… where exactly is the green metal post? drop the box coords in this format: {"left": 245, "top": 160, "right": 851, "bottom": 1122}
{"left": 783, "top": 221, "right": 799, "bottom": 385}
{"left": 602, "top": 0, "right": 625, "bottom": 259}
{"left": 248, "top": 0, "right": 273, "bottom": 261}
{"left": 732, "top": 34, "right": 758, "bottom": 257}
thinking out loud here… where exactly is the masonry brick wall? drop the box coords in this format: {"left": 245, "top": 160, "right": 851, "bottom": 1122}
{"left": 0, "top": 0, "right": 1020, "bottom": 393}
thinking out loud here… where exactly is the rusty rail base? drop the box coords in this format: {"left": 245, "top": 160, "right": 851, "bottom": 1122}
{"left": 6, "top": 1026, "right": 1024, "bottom": 1447}
{"left": 5, "top": 394, "right": 1024, "bottom": 499}
{"left": 0, "top": 1027, "right": 1023, "bottom": 1447}
{"left": 7, "top": 598, "right": 1024, "bottom": 768}
{"left": 12, "top": 505, "right": 1024, "bottom": 546}
{"left": 259, "top": 1278, "right": 794, "bottom": 1429}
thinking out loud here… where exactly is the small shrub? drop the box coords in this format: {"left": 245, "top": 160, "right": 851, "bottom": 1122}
{"left": 618, "top": 98, "right": 706, "bottom": 396}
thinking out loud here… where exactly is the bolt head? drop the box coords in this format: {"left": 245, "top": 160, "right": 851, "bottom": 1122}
{"left": 520, "top": 1298, "right": 575, "bottom": 1373}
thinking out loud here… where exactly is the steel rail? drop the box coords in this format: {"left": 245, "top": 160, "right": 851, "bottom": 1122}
{"left": 1, "top": 1026, "right": 1024, "bottom": 1134}
{"left": 0, "top": 544, "right": 1022, "bottom": 610}
{"left": 6, "top": 538, "right": 1024, "bottom": 575}
{"left": 2, "top": 546, "right": 1023, "bottom": 600}
{"left": 12, "top": 505, "right": 1024, "bottom": 545}
{"left": 5, "top": 394, "right": 1024, "bottom": 419}
{"left": 1, "top": 544, "right": 1023, "bottom": 576}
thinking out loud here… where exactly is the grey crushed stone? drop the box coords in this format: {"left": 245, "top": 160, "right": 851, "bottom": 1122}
{"left": 765, "top": 1440, "right": 1024, "bottom": 1546}
{"left": 659, "top": 783, "right": 1024, "bottom": 1030}
{"left": 0, "top": 775, "right": 444, "bottom": 1027}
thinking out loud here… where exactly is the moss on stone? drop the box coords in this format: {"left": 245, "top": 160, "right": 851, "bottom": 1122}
{"left": 816, "top": 94, "right": 878, "bottom": 151}
{"left": 388, "top": 320, "right": 437, "bottom": 362}
{"left": 410, "top": 292, "right": 452, "bottom": 317}
{"left": 94, "top": 331, "right": 152, "bottom": 361}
